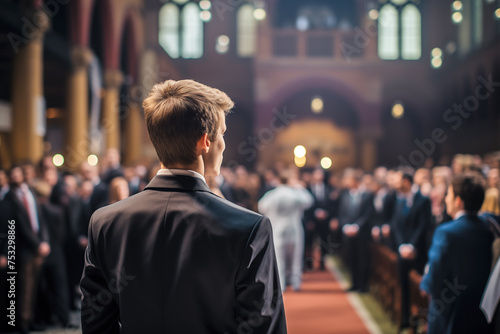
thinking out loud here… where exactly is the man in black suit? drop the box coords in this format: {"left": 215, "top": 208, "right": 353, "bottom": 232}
{"left": 305, "top": 169, "right": 334, "bottom": 270}
{"left": 388, "top": 171, "right": 432, "bottom": 329}
{"left": 51, "top": 173, "right": 87, "bottom": 310}
{"left": 370, "top": 176, "right": 397, "bottom": 250}
{"left": 1, "top": 166, "right": 50, "bottom": 333}
{"left": 337, "top": 170, "right": 374, "bottom": 292}
{"left": 80, "top": 79, "right": 286, "bottom": 334}
{"left": 32, "top": 180, "right": 70, "bottom": 327}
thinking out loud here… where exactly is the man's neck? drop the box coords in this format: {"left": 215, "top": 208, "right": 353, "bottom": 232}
{"left": 161, "top": 159, "right": 204, "bottom": 176}
{"left": 454, "top": 210, "right": 467, "bottom": 220}
{"left": 400, "top": 189, "right": 412, "bottom": 196}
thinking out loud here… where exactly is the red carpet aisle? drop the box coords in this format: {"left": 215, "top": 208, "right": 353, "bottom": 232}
{"left": 283, "top": 271, "right": 371, "bottom": 334}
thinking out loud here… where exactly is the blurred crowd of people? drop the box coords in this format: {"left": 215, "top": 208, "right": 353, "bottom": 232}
{"left": 1, "top": 150, "right": 500, "bottom": 333}
{"left": 218, "top": 153, "right": 500, "bottom": 333}
{"left": 0, "top": 148, "right": 150, "bottom": 333}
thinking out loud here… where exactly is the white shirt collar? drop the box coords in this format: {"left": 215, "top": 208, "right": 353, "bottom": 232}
{"left": 157, "top": 168, "right": 206, "bottom": 184}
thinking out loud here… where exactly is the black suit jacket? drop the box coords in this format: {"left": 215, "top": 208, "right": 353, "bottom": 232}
{"left": 80, "top": 174, "right": 286, "bottom": 334}
{"left": 306, "top": 183, "right": 334, "bottom": 224}
{"left": 372, "top": 189, "right": 397, "bottom": 228}
{"left": 390, "top": 191, "right": 431, "bottom": 269}
{"left": 40, "top": 202, "right": 65, "bottom": 266}
{"left": 89, "top": 181, "right": 109, "bottom": 214}
{"left": 338, "top": 190, "right": 375, "bottom": 235}
{"left": 0, "top": 188, "right": 49, "bottom": 261}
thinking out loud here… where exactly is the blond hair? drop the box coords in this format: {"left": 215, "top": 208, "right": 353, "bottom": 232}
{"left": 142, "top": 80, "right": 234, "bottom": 166}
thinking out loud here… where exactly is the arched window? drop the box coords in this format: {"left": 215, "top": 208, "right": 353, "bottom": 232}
{"left": 378, "top": 4, "right": 399, "bottom": 60}
{"left": 401, "top": 4, "right": 421, "bottom": 60}
{"left": 378, "top": 0, "right": 421, "bottom": 60}
{"left": 158, "top": 1, "right": 204, "bottom": 59}
{"left": 182, "top": 3, "right": 203, "bottom": 58}
{"left": 159, "top": 4, "right": 180, "bottom": 59}
{"left": 237, "top": 4, "right": 257, "bottom": 57}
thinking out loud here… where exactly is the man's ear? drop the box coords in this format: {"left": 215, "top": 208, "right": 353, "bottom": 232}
{"left": 197, "top": 133, "right": 210, "bottom": 154}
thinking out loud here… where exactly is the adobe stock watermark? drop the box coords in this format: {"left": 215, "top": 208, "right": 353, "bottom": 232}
{"left": 81, "top": 267, "right": 136, "bottom": 324}
{"left": 116, "top": 66, "right": 171, "bottom": 121}
{"left": 340, "top": 9, "right": 396, "bottom": 63}
{"left": 410, "top": 277, "right": 467, "bottom": 326}
{"left": 64, "top": 64, "right": 170, "bottom": 169}
{"left": 340, "top": 21, "right": 377, "bottom": 63}
{"left": 226, "top": 287, "right": 283, "bottom": 334}
{"left": 8, "top": 0, "right": 71, "bottom": 53}
{"left": 399, "top": 74, "right": 500, "bottom": 168}
{"left": 231, "top": 106, "right": 295, "bottom": 165}
{"left": 212, "top": 0, "right": 248, "bottom": 22}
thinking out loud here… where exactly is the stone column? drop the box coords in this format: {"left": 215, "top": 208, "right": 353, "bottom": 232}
{"left": 10, "top": 10, "right": 49, "bottom": 164}
{"left": 102, "top": 69, "right": 123, "bottom": 150}
{"left": 65, "top": 46, "right": 93, "bottom": 170}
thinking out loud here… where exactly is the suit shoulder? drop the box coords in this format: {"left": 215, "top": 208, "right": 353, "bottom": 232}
{"left": 203, "top": 191, "right": 264, "bottom": 223}
{"left": 434, "top": 220, "right": 455, "bottom": 235}
{"left": 436, "top": 216, "right": 489, "bottom": 237}
{"left": 89, "top": 192, "right": 141, "bottom": 226}
{"left": 90, "top": 190, "right": 265, "bottom": 233}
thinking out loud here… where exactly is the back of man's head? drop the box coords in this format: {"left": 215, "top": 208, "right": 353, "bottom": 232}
{"left": 451, "top": 174, "right": 485, "bottom": 212}
{"left": 402, "top": 173, "right": 414, "bottom": 185}
{"left": 142, "top": 80, "right": 234, "bottom": 167}
{"left": 278, "top": 170, "right": 291, "bottom": 185}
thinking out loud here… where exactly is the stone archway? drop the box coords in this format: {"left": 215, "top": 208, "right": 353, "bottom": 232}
{"left": 256, "top": 85, "right": 360, "bottom": 170}
{"left": 260, "top": 119, "right": 356, "bottom": 170}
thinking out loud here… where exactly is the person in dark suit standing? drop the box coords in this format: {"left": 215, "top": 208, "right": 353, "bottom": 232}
{"left": 421, "top": 174, "right": 494, "bottom": 334}
{"left": 370, "top": 174, "right": 397, "bottom": 249}
{"left": 305, "top": 169, "right": 333, "bottom": 270}
{"left": 337, "top": 170, "right": 374, "bottom": 292}
{"left": 80, "top": 162, "right": 109, "bottom": 213}
{"left": 1, "top": 166, "right": 50, "bottom": 334}
{"left": 388, "top": 171, "right": 432, "bottom": 329}
{"left": 32, "top": 180, "right": 71, "bottom": 328}
{"left": 80, "top": 79, "right": 286, "bottom": 334}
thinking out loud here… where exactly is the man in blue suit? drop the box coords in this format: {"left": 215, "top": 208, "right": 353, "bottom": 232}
{"left": 421, "top": 174, "right": 494, "bottom": 334}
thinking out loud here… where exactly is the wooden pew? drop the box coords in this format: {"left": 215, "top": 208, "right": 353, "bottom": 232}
{"left": 369, "top": 243, "right": 401, "bottom": 323}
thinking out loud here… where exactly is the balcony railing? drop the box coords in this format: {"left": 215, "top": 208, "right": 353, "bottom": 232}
{"left": 258, "top": 28, "right": 378, "bottom": 61}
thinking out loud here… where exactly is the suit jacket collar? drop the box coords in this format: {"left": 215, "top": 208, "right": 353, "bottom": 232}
{"left": 145, "top": 174, "right": 213, "bottom": 194}
{"left": 5, "top": 189, "right": 35, "bottom": 224}
{"left": 6, "top": 188, "right": 27, "bottom": 209}
{"left": 395, "top": 191, "right": 422, "bottom": 216}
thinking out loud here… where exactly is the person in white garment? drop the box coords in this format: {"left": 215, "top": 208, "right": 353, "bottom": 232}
{"left": 258, "top": 170, "right": 314, "bottom": 291}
